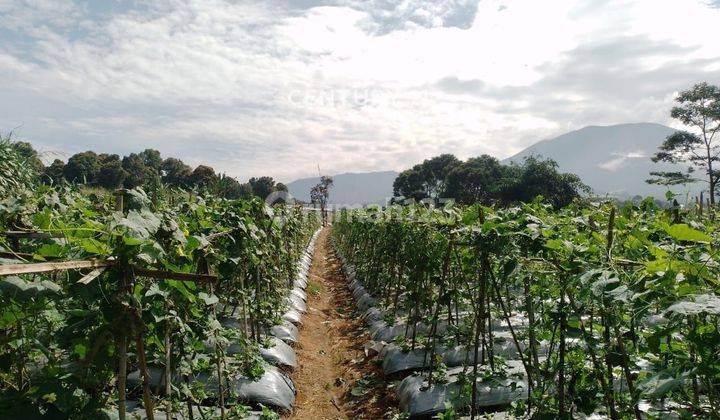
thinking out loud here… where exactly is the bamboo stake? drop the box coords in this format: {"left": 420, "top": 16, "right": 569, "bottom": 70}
{"left": 118, "top": 334, "right": 127, "bottom": 420}
{"left": 135, "top": 329, "right": 155, "bottom": 420}
{"left": 165, "top": 324, "right": 172, "bottom": 420}
{"left": 115, "top": 191, "right": 127, "bottom": 420}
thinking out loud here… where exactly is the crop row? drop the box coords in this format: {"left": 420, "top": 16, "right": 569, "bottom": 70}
{"left": 0, "top": 184, "right": 320, "bottom": 419}
{"left": 333, "top": 200, "right": 720, "bottom": 419}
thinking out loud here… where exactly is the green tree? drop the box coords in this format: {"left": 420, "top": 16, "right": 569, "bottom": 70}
{"left": 97, "top": 154, "right": 127, "bottom": 189}
{"left": 43, "top": 159, "right": 65, "bottom": 185}
{"left": 274, "top": 182, "right": 288, "bottom": 192}
{"left": 11, "top": 141, "right": 44, "bottom": 174}
{"left": 310, "top": 175, "right": 333, "bottom": 225}
{"left": 393, "top": 154, "right": 461, "bottom": 201}
{"left": 444, "top": 155, "right": 504, "bottom": 205}
{"left": 648, "top": 82, "right": 720, "bottom": 204}
{"left": 161, "top": 158, "right": 192, "bottom": 187}
{"left": 213, "top": 175, "right": 253, "bottom": 199}
{"left": 500, "top": 156, "right": 588, "bottom": 208}
{"left": 393, "top": 168, "right": 425, "bottom": 201}
{"left": 121, "top": 149, "right": 163, "bottom": 188}
{"left": 122, "top": 153, "right": 149, "bottom": 188}
{"left": 64, "top": 151, "right": 101, "bottom": 184}
{"left": 190, "top": 165, "right": 217, "bottom": 187}
{"left": 249, "top": 176, "right": 275, "bottom": 199}
{"left": 139, "top": 149, "right": 163, "bottom": 173}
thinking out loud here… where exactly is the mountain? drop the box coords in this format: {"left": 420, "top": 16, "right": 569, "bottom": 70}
{"left": 504, "top": 122, "right": 698, "bottom": 199}
{"left": 286, "top": 170, "right": 398, "bottom": 205}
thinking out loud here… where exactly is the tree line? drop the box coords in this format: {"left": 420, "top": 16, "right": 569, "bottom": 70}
{"left": 393, "top": 153, "right": 589, "bottom": 208}
{"left": 6, "top": 141, "right": 287, "bottom": 200}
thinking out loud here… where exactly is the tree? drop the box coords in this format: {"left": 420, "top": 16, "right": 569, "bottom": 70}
{"left": 213, "top": 174, "right": 253, "bottom": 199}
{"left": 161, "top": 158, "right": 192, "bottom": 187}
{"left": 122, "top": 153, "right": 149, "bottom": 188}
{"left": 64, "top": 151, "right": 101, "bottom": 184}
{"left": 648, "top": 82, "right": 720, "bottom": 204}
{"left": 43, "top": 159, "right": 66, "bottom": 185}
{"left": 139, "top": 149, "right": 163, "bottom": 173}
{"left": 444, "top": 155, "right": 504, "bottom": 205}
{"left": 393, "top": 154, "right": 461, "bottom": 201}
{"left": 499, "top": 156, "right": 588, "bottom": 208}
{"left": 11, "top": 141, "right": 44, "bottom": 174}
{"left": 274, "top": 182, "right": 288, "bottom": 192}
{"left": 248, "top": 176, "right": 275, "bottom": 199}
{"left": 420, "top": 154, "right": 461, "bottom": 197}
{"left": 189, "top": 165, "right": 217, "bottom": 187}
{"left": 122, "top": 149, "right": 163, "bottom": 188}
{"left": 97, "top": 154, "right": 127, "bottom": 189}
{"left": 393, "top": 168, "right": 426, "bottom": 201}
{"left": 311, "top": 176, "right": 333, "bottom": 225}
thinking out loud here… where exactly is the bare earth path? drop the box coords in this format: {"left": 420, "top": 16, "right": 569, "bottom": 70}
{"left": 287, "top": 227, "right": 394, "bottom": 420}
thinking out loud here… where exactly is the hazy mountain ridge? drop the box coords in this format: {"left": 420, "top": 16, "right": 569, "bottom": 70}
{"left": 286, "top": 170, "right": 398, "bottom": 205}
{"left": 504, "top": 122, "right": 697, "bottom": 199}
{"left": 286, "top": 123, "right": 698, "bottom": 205}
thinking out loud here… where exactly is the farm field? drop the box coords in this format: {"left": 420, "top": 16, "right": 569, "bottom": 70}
{"left": 333, "top": 202, "right": 720, "bottom": 419}
{"left": 0, "top": 178, "right": 323, "bottom": 419}
{"left": 3, "top": 166, "right": 720, "bottom": 419}
{"left": 2, "top": 1, "right": 720, "bottom": 418}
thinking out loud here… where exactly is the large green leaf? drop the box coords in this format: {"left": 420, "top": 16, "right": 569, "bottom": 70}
{"left": 665, "top": 224, "right": 712, "bottom": 243}
{"left": 665, "top": 294, "right": 720, "bottom": 316}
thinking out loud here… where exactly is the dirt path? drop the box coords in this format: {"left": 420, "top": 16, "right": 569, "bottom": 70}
{"left": 287, "top": 228, "right": 394, "bottom": 420}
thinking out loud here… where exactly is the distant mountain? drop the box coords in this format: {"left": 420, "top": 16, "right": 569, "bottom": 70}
{"left": 286, "top": 170, "right": 398, "bottom": 205}
{"left": 504, "top": 122, "right": 699, "bottom": 199}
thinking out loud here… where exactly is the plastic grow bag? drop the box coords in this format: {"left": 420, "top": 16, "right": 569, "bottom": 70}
{"left": 258, "top": 337, "right": 298, "bottom": 370}
{"left": 287, "top": 294, "right": 306, "bottom": 313}
{"left": 105, "top": 402, "right": 266, "bottom": 420}
{"left": 362, "top": 307, "right": 384, "bottom": 324}
{"left": 380, "top": 341, "right": 534, "bottom": 376}
{"left": 396, "top": 360, "right": 528, "bottom": 417}
{"left": 128, "top": 364, "right": 296, "bottom": 411}
{"left": 291, "top": 287, "right": 307, "bottom": 302}
{"left": 270, "top": 320, "right": 299, "bottom": 345}
{"left": 282, "top": 308, "right": 303, "bottom": 326}
{"left": 356, "top": 292, "right": 377, "bottom": 313}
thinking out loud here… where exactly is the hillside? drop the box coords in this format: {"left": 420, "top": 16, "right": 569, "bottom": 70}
{"left": 286, "top": 171, "right": 398, "bottom": 205}
{"left": 504, "top": 122, "right": 698, "bottom": 199}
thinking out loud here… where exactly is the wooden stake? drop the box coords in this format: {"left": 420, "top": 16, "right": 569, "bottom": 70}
{"left": 118, "top": 335, "right": 127, "bottom": 420}
{"left": 135, "top": 331, "right": 155, "bottom": 420}
{"left": 165, "top": 324, "right": 173, "bottom": 420}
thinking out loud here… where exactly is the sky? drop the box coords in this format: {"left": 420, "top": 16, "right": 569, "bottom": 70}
{"left": 1, "top": 0, "right": 719, "bottom": 182}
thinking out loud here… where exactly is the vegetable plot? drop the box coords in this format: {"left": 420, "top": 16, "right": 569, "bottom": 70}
{"left": 333, "top": 200, "right": 720, "bottom": 419}
{"left": 0, "top": 184, "right": 319, "bottom": 419}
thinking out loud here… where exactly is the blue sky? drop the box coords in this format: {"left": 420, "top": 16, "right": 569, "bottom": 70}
{"left": 1, "top": 0, "right": 719, "bottom": 181}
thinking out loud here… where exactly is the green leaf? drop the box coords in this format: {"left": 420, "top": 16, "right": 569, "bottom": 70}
{"left": 638, "top": 371, "right": 686, "bottom": 397}
{"left": 0, "top": 276, "right": 61, "bottom": 301}
{"left": 73, "top": 343, "right": 88, "bottom": 359}
{"left": 37, "top": 243, "right": 63, "bottom": 258}
{"left": 665, "top": 294, "right": 720, "bottom": 316}
{"left": 198, "top": 292, "right": 219, "bottom": 306}
{"left": 665, "top": 224, "right": 712, "bottom": 243}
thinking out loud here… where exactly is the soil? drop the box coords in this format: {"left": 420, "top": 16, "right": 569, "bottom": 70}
{"left": 286, "top": 227, "right": 396, "bottom": 420}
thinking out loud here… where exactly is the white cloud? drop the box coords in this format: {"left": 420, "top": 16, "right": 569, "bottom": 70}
{"left": 598, "top": 150, "right": 647, "bottom": 171}
{"left": 0, "top": 0, "right": 719, "bottom": 181}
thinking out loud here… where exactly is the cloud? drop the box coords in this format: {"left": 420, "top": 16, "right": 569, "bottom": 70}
{"left": 598, "top": 150, "right": 647, "bottom": 171}
{"left": 0, "top": 0, "right": 719, "bottom": 181}
{"left": 436, "top": 77, "right": 485, "bottom": 95}
{"left": 434, "top": 34, "right": 720, "bottom": 149}
{"left": 348, "top": 0, "right": 481, "bottom": 35}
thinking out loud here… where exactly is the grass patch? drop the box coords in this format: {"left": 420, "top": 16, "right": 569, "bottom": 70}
{"left": 308, "top": 281, "right": 323, "bottom": 295}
